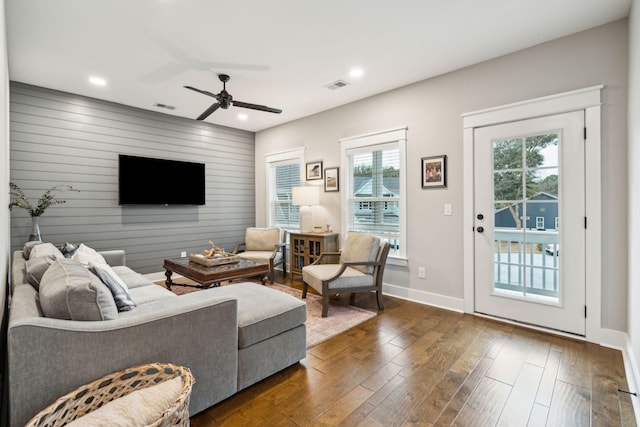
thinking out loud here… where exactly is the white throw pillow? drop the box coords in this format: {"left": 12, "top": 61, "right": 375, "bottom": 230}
{"left": 71, "top": 243, "right": 107, "bottom": 265}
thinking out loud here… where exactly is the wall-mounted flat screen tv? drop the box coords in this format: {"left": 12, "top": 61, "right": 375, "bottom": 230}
{"left": 119, "top": 154, "right": 205, "bottom": 205}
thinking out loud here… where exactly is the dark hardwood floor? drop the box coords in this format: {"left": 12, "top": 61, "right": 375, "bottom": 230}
{"left": 190, "top": 272, "right": 637, "bottom": 426}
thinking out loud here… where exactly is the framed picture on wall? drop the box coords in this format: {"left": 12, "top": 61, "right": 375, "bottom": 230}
{"left": 306, "top": 161, "right": 323, "bottom": 180}
{"left": 324, "top": 167, "right": 339, "bottom": 192}
{"left": 421, "top": 155, "right": 447, "bottom": 188}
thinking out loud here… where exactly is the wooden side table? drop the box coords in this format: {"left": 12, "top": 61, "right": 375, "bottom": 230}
{"left": 289, "top": 232, "right": 339, "bottom": 279}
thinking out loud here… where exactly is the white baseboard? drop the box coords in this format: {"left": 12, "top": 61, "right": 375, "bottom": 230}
{"left": 624, "top": 336, "right": 640, "bottom": 425}
{"left": 382, "top": 283, "right": 465, "bottom": 313}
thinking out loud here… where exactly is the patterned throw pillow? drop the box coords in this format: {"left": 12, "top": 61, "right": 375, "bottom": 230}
{"left": 89, "top": 262, "right": 137, "bottom": 312}
{"left": 59, "top": 241, "right": 79, "bottom": 258}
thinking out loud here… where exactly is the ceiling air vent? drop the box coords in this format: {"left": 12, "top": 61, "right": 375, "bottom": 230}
{"left": 324, "top": 80, "right": 349, "bottom": 90}
{"left": 154, "top": 103, "right": 176, "bottom": 110}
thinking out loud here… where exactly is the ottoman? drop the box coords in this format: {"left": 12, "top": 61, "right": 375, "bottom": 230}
{"left": 212, "top": 282, "right": 307, "bottom": 389}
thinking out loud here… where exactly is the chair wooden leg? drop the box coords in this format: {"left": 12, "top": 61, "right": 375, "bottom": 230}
{"left": 302, "top": 282, "right": 308, "bottom": 299}
{"left": 376, "top": 290, "right": 384, "bottom": 310}
{"left": 349, "top": 293, "right": 356, "bottom": 305}
{"left": 322, "top": 293, "right": 330, "bottom": 317}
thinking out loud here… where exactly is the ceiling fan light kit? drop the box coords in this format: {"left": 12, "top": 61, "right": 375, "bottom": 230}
{"left": 185, "top": 74, "right": 282, "bottom": 121}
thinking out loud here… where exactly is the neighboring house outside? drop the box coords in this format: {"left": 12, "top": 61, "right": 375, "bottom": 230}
{"left": 353, "top": 176, "right": 400, "bottom": 223}
{"left": 494, "top": 192, "right": 558, "bottom": 230}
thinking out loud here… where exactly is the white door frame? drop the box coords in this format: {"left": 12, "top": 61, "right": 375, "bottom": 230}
{"left": 462, "top": 85, "right": 603, "bottom": 342}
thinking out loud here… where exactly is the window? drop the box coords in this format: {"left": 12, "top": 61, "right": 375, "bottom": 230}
{"left": 555, "top": 217, "right": 559, "bottom": 230}
{"left": 266, "top": 148, "right": 304, "bottom": 230}
{"left": 341, "top": 128, "right": 407, "bottom": 263}
{"left": 536, "top": 216, "right": 545, "bottom": 230}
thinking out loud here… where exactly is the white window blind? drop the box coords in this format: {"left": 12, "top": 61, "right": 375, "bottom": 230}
{"left": 266, "top": 148, "right": 304, "bottom": 230}
{"left": 271, "top": 162, "right": 300, "bottom": 228}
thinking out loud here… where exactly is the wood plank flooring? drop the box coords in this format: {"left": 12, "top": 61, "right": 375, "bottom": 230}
{"left": 190, "top": 273, "right": 637, "bottom": 426}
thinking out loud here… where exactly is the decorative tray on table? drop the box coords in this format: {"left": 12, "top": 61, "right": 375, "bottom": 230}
{"left": 188, "top": 253, "right": 240, "bottom": 267}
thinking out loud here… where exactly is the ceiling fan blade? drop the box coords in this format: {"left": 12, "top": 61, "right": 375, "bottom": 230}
{"left": 196, "top": 102, "right": 221, "bottom": 120}
{"left": 184, "top": 85, "right": 219, "bottom": 99}
{"left": 233, "top": 100, "right": 282, "bottom": 114}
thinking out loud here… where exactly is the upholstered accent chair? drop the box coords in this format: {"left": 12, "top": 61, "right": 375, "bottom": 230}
{"left": 302, "top": 232, "right": 390, "bottom": 317}
{"left": 233, "top": 227, "right": 286, "bottom": 284}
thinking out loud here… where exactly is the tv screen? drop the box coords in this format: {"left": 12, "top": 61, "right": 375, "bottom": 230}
{"left": 118, "top": 155, "right": 205, "bottom": 205}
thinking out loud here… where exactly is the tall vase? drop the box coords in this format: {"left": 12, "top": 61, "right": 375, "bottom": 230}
{"left": 29, "top": 216, "right": 43, "bottom": 242}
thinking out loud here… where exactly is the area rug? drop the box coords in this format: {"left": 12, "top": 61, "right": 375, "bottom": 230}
{"left": 154, "top": 279, "right": 376, "bottom": 348}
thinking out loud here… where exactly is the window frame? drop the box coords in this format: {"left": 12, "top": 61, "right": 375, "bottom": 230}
{"left": 340, "top": 127, "right": 407, "bottom": 266}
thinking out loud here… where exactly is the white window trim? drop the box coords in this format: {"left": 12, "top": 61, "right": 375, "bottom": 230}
{"left": 536, "top": 216, "right": 545, "bottom": 230}
{"left": 265, "top": 147, "right": 305, "bottom": 229}
{"left": 462, "top": 85, "right": 602, "bottom": 342}
{"left": 340, "top": 127, "right": 408, "bottom": 266}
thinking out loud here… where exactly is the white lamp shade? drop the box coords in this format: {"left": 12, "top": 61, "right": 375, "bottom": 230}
{"left": 292, "top": 186, "right": 319, "bottom": 206}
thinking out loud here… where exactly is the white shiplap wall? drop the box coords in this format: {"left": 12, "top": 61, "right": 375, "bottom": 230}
{"left": 9, "top": 82, "right": 256, "bottom": 274}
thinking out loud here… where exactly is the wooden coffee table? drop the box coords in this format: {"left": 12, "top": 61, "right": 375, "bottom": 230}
{"left": 163, "top": 257, "right": 270, "bottom": 290}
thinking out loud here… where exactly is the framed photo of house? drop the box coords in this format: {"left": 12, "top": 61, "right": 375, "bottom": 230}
{"left": 306, "top": 161, "right": 323, "bottom": 180}
{"left": 324, "top": 167, "right": 339, "bottom": 192}
{"left": 422, "top": 155, "right": 447, "bottom": 188}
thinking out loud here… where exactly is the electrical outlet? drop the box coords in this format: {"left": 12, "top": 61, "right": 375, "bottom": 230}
{"left": 418, "top": 267, "right": 426, "bottom": 279}
{"left": 180, "top": 251, "right": 187, "bottom": 257}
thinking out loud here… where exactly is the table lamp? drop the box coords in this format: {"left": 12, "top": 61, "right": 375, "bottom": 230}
{"left": 292, "top": 186, "right": 319, "bottom": 233}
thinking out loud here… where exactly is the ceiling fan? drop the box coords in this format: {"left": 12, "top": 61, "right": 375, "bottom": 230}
{"left": 184, "top": 74, "right": 282, "bottom": 120}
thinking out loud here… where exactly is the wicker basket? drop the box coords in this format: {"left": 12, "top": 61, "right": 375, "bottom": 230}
{"left": 25, "top": 362, "right": 195, "bottom": 427}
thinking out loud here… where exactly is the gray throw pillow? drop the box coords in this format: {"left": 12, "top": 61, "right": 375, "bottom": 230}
{"left": 39, "top": 259, "right": 118, "bottom": 321}
{"left": 89, "top": 262, "right": 136, "bottom": 312}
{"left": 24, "top": 254, "right": 57, "bottom": 291}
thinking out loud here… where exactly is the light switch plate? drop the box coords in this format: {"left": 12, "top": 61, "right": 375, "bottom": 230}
{"left": 444, "top": 204, "right": 452, "bottom": 216}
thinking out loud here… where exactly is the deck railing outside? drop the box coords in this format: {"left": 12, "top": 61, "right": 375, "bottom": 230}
{"left": 494, "top": 228, "right": 559, "bottom": 298}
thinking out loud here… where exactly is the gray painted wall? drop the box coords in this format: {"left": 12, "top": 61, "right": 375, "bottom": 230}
{"left": 627, "top": 0, "right": 640, "bottom": 403}
{"left": 9, "top": 82, "right": 256, "bottom": 274}
{"left": 255, "top": 20, "right": 629, "bottom": 332}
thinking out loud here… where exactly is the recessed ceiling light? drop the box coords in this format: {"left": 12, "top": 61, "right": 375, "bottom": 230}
{"left": 349, "top": 68, "right": 364, "bottom": 78}
{"left": 237, "top": 113, "right": 248, "bottom": 120}
{"left": 89, "top": 76, "right": 106, "bottom": 86}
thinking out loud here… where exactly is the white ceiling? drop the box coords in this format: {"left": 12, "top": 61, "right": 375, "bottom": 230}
{"left": 6, "top": 0, "right": 632, "bottom": 132}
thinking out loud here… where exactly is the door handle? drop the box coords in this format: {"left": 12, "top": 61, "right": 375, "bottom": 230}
{"left": 477, "top": 226, "right": 484, "bottom": 233}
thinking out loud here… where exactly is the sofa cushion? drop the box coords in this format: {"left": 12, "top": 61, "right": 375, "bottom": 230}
{"left": 245, "top": 227, "right": 280, "bottom": 251}
{"left": 39, "top": 259, "right": 118, "bottom": 321}
{"left": 340, "top": 233, "right": 380, "bottom": 274}
{"left": 71, "top": 243, "right": 107, "bottom": 265}
{"left": 89, "top": 262, "right": 137, "bottom": 312}
{"left": 212, "top": 282, "right": 306, "bottom": 348}
{"left": 127, "top": 284, "right": 176, "bottom": 305}
{"left": 111, "top": 265, "right": 154, "bottom": 289}
{"left": 29, "top": 242, "right": 65, "bottom": 261}
{"left": 24, "top": 254, "right": 57, "bottom": 291}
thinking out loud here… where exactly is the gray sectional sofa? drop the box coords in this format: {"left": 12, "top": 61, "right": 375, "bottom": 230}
{"left": 8, "top": 244, "right": 307, "bottom": 427}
